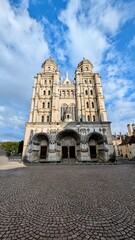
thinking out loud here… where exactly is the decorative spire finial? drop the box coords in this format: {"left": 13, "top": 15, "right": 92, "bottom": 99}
{"left": 66, "top": 71, "right": 69, "bottom": 79}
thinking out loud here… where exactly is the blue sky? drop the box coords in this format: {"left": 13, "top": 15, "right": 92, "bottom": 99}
{"left": 0, "top": 0, "right": 135, "bottom": 141}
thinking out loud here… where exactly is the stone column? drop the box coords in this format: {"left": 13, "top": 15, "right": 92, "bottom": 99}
{"left": 76, "top": 72, "right": 82, "bottom": 121}
{"left": 29, "top": 77, "right": 37, "bottom": 122}
{"left": 80, "top": 77, "right": 85, "bottom": 121}
{"left": 94, "top": 73, "right": 107, "bottom": 121}
{"left": 51, "top": 70, "right": 60, "bottom": 122}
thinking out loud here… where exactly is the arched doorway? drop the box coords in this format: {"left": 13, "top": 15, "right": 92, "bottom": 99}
{"left": 57, "top": 129, "right": 80, "bottom": 163}
{"left": 87, "top": 132, "right": 106, "bottom": 161}
{"left": 32, "top": 133, "right": 49, "bottom": 161}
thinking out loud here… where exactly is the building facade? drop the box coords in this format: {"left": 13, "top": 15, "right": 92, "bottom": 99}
{"left": 118, "top": 124, "right": 135, "bottom": 160}
{"left": 22, "top": 57, "right": 113, "bottom": 163}
{"left": 112, "top": 134, "right": 121, "bottom": 157}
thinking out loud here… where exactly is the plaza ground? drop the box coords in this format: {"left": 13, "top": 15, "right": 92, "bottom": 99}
{"left": 0, "top": 163, "right": 135, "bottom": 239}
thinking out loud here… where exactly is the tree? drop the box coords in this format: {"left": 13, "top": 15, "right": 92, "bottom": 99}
{"left": 18, "top": 140, "right": 24, "bottom": 155}
{"left": 1, "top": 142, "right": 20, "bottom": 156}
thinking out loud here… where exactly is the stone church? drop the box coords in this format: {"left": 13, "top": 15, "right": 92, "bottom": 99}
{"left": 22, "top": 57, "right": 113, "bottom": 163}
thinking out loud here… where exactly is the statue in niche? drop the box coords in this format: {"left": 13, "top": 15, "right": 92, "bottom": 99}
{"left": 49, "top": 132, "right": 57, "bottom": 152}
{"left": 80, "top": 135, "right": 88, "bottom": 152}
{"left": 64, "top": 106, "right": 73, "bottom": 122}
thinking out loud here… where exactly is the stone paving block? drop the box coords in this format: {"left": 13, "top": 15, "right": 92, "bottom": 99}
{"left": 0, "top": 164, "right": 135, "bottom": 239}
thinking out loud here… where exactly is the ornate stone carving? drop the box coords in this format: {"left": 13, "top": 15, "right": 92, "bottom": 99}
{"left": 49, "top": 131, "right": 57, "bottom": 152}
{"left": 80, "top": 135, "right": 88, "bottom": 151}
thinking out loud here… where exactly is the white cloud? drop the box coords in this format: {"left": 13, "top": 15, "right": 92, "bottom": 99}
{"left": 0, "top": 0, "right": 49, "bottom": 100}
{"left": 107, "top": 98, "right": 135, "bottom": 134}
{"left": 0, "top": 0, "right": 49, "bottom": 140}
{"left": 57, "top": 0, "right": 135, "bottom": 133}
{"left": 102, "top": 50, "right": 135, "bottom": 133}
{"left": 58, "top": 0, "right": 135, "bottom": 68}
{"left": 58, "top": 0, "right": 108, "bottom": 67}
{"left": 128, "top": 36, "right": 135, "bottom": 48}
{"left": 0, "top": 105, "right": 27, "bottom": 141}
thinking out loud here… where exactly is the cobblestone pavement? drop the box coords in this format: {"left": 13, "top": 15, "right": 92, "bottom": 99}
{"left": 0, "top": 164, "right": 135, "bottom": 240}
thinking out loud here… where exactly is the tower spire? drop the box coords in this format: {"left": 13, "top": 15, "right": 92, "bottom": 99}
{"left": 64, "top": 71, "right": 71, "bottom": 84}
{"left": 66, "top": 71, "right": 69, "bottom": 80}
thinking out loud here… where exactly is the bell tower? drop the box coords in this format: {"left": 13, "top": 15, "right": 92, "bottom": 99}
{"left": 75, "top": 58, "right": 107, "bottom": 122}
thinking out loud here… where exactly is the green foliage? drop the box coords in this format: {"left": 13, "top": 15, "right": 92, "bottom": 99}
{"left": 1, "top": 142, "right": 20, "bottom": 156}
{"left": 18, "top": 140, "right": 24, "bottom": 154}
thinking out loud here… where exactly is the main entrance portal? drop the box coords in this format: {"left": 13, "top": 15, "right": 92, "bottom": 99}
{"left": 62, "top": 146, "right": 68, "bottom": 158}
{"left": 40, "top": 146, "right": 47, "bottom": 159}
{"left": 69, "top": 146, "right": 75, "bottom": 158}
{"left": 62, "top": 146, "right": 75, "bottom": 159}
{"left": 90, "top": 146, "right": 97, "bottom": 158}
{"left": 57, "top": 129, "right": 80, "bottom": 163}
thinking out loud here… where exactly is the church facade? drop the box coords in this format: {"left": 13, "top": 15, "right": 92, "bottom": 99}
{"left": 22, "top": 57, "right": 113, "bottom": 163}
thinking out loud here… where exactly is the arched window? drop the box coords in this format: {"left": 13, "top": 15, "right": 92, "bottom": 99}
{"left": 90, "top": 90, "right": 93, "bottom": 95}
{"left": 48, "top": 102, "right": 50, "bottom": 108}
{"left": 47, "top": 116, "right": 49, "bottom": 122}
{"left": 85, "top": 90, "right": 88, "bottom": 95}
{"left": 66, "top": 90, "right": 70, "bottom": 97}
{"left": 48, "top": 90, "right": 50, "bottom": 95}
{"left": 61, "top": 104, "right": 68, "bottom": 121}
{"left": 86, "top": 66, "right": 88, "bottom": 71}
{"left": 86, "top": 102, "right": 89, "bottom": 108}
{"left": 71, "top": 90, "right": 74, "bottom": 97}
{"left": 42, "top": 102, "right": 45, "bottom": 108}
{"left": 89, "top": 80, "right": 91, "bottom": 84}
{"left": 85, "top": 80, "right": 87, "bottom": 84}
{"left": 41, "top": 116, "right": 44, "bottom": 122}
{"left": 45, "top": 80, "right": 47, "bottom": 84}
{"left": 62, "top": 90, "right": 65, "bottom": 97}
{"left": 92, "top": 102, "right": 94, "bottom": 108}
{"left": 70, "top": 103, "right": 76, "bottom": 121}
{"left": 49, "top": 80, "right": 51, "bottom": 84}
{"left": 43, "top": 90, "right": 46, "bottom": 95}
{"left": 93, "top": 115, "right": 95, "bottom": 121}
{"left": 87, "top": 115, "right": 90, "bottom": 121}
